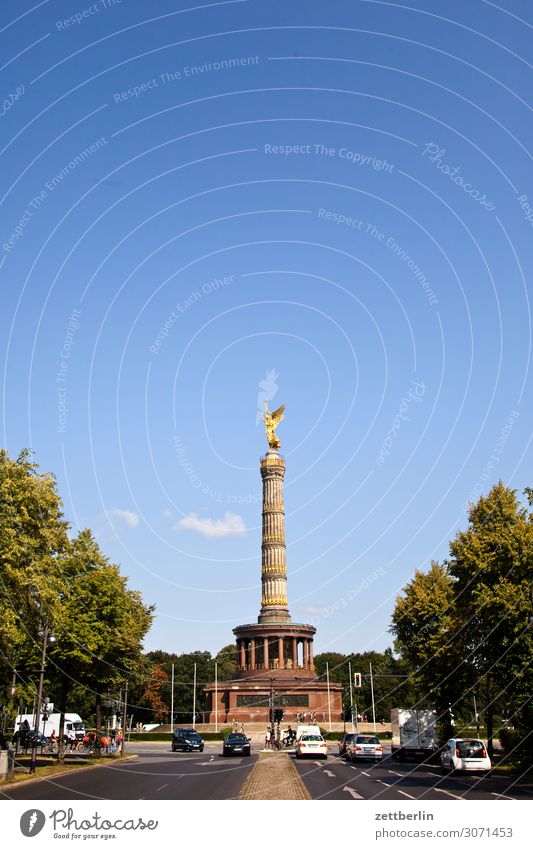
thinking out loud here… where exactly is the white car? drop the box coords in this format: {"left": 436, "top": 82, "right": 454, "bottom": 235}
{"left": 441, "top": 738, "right": 491, "bottom": 773}
{"left": 347, "top": 734, "right": 383, "bottom": 762}
{"left": 295, "top": 733, "right": 328, "bottom": 759}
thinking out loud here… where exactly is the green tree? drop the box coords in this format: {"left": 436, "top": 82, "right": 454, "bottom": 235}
{"left": 447, "top": 483, "right": 533, "bottom": 757}
{"left": 213, "top": 643, "right": 237, "bottom": 681}
{"left": 390, "top": 562, "right": 463, "bottom": 739}
{"left": 49, "top": 529, "right": 154, "bottom": 748}
{"left": 0, "top": 449, "right": 69, "bottom": 713}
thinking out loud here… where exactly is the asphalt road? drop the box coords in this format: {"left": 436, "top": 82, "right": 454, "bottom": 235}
{"left": 0, "top": 743, "right": 256, "bottom": 801}
{"left": 293, "top": 746, "right": 533, "bottom": 801}
{"left": 1, "top": 742, "right": 531, "bottom": 801}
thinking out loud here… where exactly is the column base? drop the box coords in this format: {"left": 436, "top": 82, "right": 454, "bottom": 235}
{"left": 258, "top": 609, "right": 292, "bottom": 624}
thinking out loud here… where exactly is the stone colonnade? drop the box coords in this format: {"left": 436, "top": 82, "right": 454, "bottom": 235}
{"left": 236, "top": 634, "right": 314, "bottom": 671}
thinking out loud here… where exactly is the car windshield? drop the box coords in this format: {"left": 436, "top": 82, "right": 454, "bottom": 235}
{"left": 456, "top": 740, "right": 485, "bottom": 757}
{"left": 302, "top": 735, "right": 322, "bottom": 741}
{"left": 227, "top": 735, "right": 247, "bottom": 741}
{"left": 356, "top": 736, "right": 380, "bottom": 745}
{"left": 344, "top": 734, "right": 356, "bottom": 741}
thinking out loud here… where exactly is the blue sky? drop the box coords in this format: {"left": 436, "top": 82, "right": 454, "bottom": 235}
{"left": 1, "top": 0, "right": 532, "bottom": 656}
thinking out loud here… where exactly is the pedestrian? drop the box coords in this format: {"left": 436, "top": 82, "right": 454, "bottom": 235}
{"left": 240, "top": 723, "right": 245, "bottom": 734}
{"left": 270, "top": 726, "right": 276, "bottom": 749}
{"left": 49, "top": 729, "right": 57, "bottom": 751}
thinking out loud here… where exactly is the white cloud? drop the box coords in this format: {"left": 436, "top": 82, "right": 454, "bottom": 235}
{"left": 304, "top": 605, "right": 326, "bottom": 615}
{"left": 175, "top": 511, "right": 246, "bottom": 539}
{"left": 108, "top": 508, "right": 140, "bottom": 528}
{"left": 162, "top": 509, "right": 172, "bottom": 519}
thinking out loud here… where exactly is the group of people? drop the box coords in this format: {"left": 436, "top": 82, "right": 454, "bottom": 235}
{"left": 231, "top": 719, "right": 246, "bottom": 733}
{"left": 264, "top": 724, "right": 297, "bottom": 749}
{"left": 295, "top": 711, "right": 323, "bottom": 723}
{"left": 82, "top": 730, "right": 123, "bottom": 754}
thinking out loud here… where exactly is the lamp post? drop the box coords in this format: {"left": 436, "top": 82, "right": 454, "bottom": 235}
{"left": 30, "top": 623, "right": 56, "bottom": 774}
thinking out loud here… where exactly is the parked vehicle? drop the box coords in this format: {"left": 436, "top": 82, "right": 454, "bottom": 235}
{"left": 223, "top": 733, "right": 251, "bottom": 757}
{"left": 441, "top": 738, "right": 491, "bottom": 773}
{"left": 338, "top": 732, "right": 357, "bottom": 758}
{"left": 347, "top": 735, "right": 383, "bottom": 762}
{"left": 391, "top": 709, "right": 438, "bottom": 760}
{"left": 295, "top": 733, "right": 328, "bottom": 759}
{"left": 14, "top": 712, "right": 85, "bottom": 741}
{"left": 14, "top": 730, "right": 48, "bottom": 751}
{"left": 171, "top": 728, "right": 204, "bottom": 752}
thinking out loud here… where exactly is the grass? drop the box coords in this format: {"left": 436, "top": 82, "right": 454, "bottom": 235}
{"left": 5, "top": 753, "right": 131, "bottom": 784}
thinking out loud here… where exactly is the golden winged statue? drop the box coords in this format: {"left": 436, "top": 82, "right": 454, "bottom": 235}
{"left": 260, "top": 401, "right": 285, "bottom": 450}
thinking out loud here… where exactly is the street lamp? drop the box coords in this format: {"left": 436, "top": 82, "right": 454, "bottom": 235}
{"left": 29, "top": 623, "right": 57, "bottom": 774}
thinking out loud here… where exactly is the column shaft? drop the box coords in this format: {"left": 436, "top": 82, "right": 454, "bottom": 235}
{"left": 278, "top": 635, "right": 284, "bottom": 669}
{"left": 250, "top": 639, "right": 256, "bottom": 669}
{"left": 264, "top": 637, "right": 269, "bottom": 669}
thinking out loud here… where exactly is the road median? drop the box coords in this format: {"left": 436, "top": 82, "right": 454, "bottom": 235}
{"left": 239, "top": 751, "right": 310, "bottom": 800}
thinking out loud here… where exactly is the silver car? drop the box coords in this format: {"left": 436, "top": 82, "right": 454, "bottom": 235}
{"left": 347, "top": 734, "right": 383, "bottom": 762}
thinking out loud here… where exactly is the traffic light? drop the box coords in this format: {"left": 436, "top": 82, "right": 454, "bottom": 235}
{"left": 274, "top": 708, "right": 284, "bottom": 723}
{"left": 354, "top": 672, "right": 362, "bottom": 688}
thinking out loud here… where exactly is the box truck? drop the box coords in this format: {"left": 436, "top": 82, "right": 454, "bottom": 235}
{"left": 14, "top": 712, "right": 85, "bottom": 741}
{"left": 391, "top": 708, "right": 438, "bottom": 760}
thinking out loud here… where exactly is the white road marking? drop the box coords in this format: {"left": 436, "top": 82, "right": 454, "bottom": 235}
{"left": 397, "top": 789, "right": 415, "bottom": 799}
{"left": 343, "top": 786, "right": 364, "bottom": 799}
{"left": 313, "top": 761, "right": 323, "bottom": 766}
{"left": 350, "top": 766, "right": 358, "bottom": 770}
{"left": 323, "top": 770, "right": 336, "bottom": 778}
{"left": 434, "top": 788, "right": 465, "bottom": 800}
{"left": 491, "top": 792, "right": 514, "bottom": 800}
{"left": 361, "top": 771, "right": 370, "bottom": 777}
{"left": 155, "top": 784, "right": 168, "bottom": 792}
{"left": 389, "top": 771, "right": 404, "bottom": 777}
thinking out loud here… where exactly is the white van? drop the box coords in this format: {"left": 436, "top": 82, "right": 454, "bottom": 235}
{"left": 295, "top": 724, "right": 321, "bottom": 742}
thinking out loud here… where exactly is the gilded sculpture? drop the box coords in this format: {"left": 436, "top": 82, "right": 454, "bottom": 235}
{"left": 260, "top": 401, "right": 285, "bottom": 450}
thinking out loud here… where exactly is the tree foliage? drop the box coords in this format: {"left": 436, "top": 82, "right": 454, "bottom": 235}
{"left": 391, "top": 483, "right": 533, "bottom": 759}
{"left": 0, "top": 450, "right": 153, "bottom": 740}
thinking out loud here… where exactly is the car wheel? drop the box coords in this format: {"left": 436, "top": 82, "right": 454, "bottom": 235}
{"left": 295, "top": 751, "right": 300, "bottom": 759}
{"left": 245, "top": 751, "right": 251, "bottom": 757}
{"left": 322, "top": 755, "right": 328, "bottom": 760}
{"left": 200, "top": 747, "right": 204, "bottom": 752}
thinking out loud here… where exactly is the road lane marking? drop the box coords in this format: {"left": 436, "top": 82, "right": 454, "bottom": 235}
{"left": 350, "top": 766, "right": 358, "bottom": 770}
{"left": 343, "top": 786, "right": 364, "bottom": 799}
{"left": 323, "top": 770, "right": 336, "bottom": 778}
{"left": 361, "top": 771, "right": 370, "bottom": 777}
{"left": 155, "top": 784, "right": 168, "bottom": 792}
{"left": 397, "top": 789, "right": 415, "bottom": 799}
{"left": 313, "top": 761, "right": 323, "bottom": 766}
{"left": 434, "top": 788, "right": 465, "bottom": 800}
{"left": 389, "top": 771, "right": 404, "bottom": 777}
{"left": 491, "top": 792, "right": 514, "bottom": 800}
